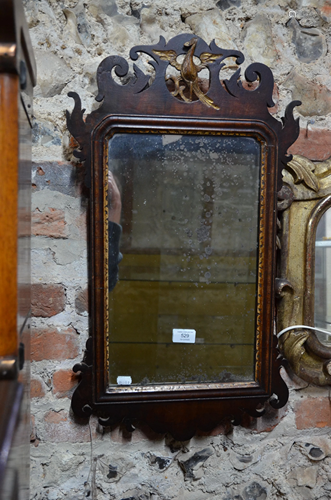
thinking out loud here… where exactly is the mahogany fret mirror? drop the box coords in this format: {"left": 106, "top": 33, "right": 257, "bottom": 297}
{"left": 67, "top": 34, "right": 300, "bottom": 439}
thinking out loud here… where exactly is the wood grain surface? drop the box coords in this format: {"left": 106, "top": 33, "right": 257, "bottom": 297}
{"left": 0, "top": 73, "right": 19, "bottom": 357}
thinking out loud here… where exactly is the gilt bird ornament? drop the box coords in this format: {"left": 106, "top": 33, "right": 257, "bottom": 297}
{"left": 153, "top": 38, "right": 222, "bottom": 110}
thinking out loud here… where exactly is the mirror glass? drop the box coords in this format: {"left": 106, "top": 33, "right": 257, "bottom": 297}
{"left": 315, "top": 207, "right": 331, "bottom": 344}
{"left": 107, "top": 133, "right": 261, "bottom": 387}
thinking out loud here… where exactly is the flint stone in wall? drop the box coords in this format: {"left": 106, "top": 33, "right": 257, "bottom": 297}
{"left": 140, "top": 6, "right": 167, "bottom": 42}
{"left": 83, "top": 60, "right": 102, "bottom": 95}
{"left": 178, "top": 447, "right": 213, "bottom": 479}
{"left": 223, "top": 495, "right": 243, "bottom": 500}
{"left": 149, "top": 453, "right": 172, "bottom": 470}
{"left": 23, "top": 0, "right": 39, "bottom": 27}
{"left": 63, "top": 9, "right": 83, "bottom": 45}
{"left": 285, "top": 71, "right": 331, "bottom": 116}
{"left": 294, "top": 436, "right": 331, "bottom": 460}
{"left": 90, "top": 0, "right": 118, "bottom": 17}
{"left": 89, "top": 0, "right": 139, "bottom": 29}
{"left": 35, "top": 50, "right": 74, "bottom": 98}
{"left": 287, "top": 18, "right": 326, "bottom": 63}
{"left": 297, "top": 0, "right": 321, "bottom": 6}
{"left": 296, "top": 7, "right": 322, "bottom": 27}
{"left": 33, "top": 120, "right": 61, "bottom": 147}
{"left": 295, "top": 466, "right": 318, "bottom": 488}
{"left": 185, "top": 9, "right": 235, "bottom": 49}
{"left": 243, "top": 481, "right": 267, "bottom": 499}
{"left": 229, "top": 450, "right": 261, "bottom": 471}
{"left": 241, "top": 15, "right": 277, "bottom": 66}
{"left": 216, "top": 0, "right": 241, "bottom": 10}
{"left": 32, "top": 162, "right": 84, "bottom": 197}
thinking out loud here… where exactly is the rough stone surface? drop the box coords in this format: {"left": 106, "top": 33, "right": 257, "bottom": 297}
{"left": 287, "top": 18, "right": 326, "bottom": 64}
{"left": 241, "top": 15, "right": 277, "bottom": 66}
{"left": 26, "top": 0, "right": 331, "bottom": 499}
{"left": 34, "top": 50, "right": 74, "bottom": 98}
{"left": 185, "top": 9, "right": 235, "bottom": 49}
{"left": 216, "top": 0, "right": 241, "bottom": 10}
{"left": 285, "top": 70, "right": 331, "bottom": 117}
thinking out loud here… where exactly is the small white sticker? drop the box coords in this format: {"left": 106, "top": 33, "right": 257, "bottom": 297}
{"left": 172, "top": 329, "right": 196, "bottom": 343}
{"left": 117, "top": 376, "right": 132, "bottom": 385}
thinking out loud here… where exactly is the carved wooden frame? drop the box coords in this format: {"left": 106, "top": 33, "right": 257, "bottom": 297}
{"left": 277, "top": 155, "right": 331, "bottom": 386}
{"left": 67, "top": 34, "right": 300, "bottom": 439}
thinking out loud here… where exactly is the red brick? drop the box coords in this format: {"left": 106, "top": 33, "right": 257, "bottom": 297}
{"left": 31, "top": 284, "right": 66, "bottom": 318}
{"left": 75, "top": 287, "right": 88, "bottom": 315}
{"left": 31, "top": 378, "right": 46, "bottom": 398}
{"left": 289, "top": 128, "right": 331, "bottom": 162}
{"left": 45, "top": 410, "right": 67, "bottom": 424}
{"left": 32, "top": 207, "right": 68, "bottom": 238}
{"left": 31, "top": 327, "right": 79, "bottom": 361}
{"left": 319, "top": 2, "right": 331, "bottom": 22}
{"left": 295, "top": 397, "right": 331, "bottom": 429}
{"left": 53, "top": 369, "right": 79, "bottom": 397}
{"left": 43, "top": 410, "right": 97, "bottom": 442}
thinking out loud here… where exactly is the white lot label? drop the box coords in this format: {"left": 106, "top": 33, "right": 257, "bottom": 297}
{"left": 172, "top": 329, "right": 196, "bottom": 343}
{"left": 117, "top": 376, "right": 132, "bottom": 385}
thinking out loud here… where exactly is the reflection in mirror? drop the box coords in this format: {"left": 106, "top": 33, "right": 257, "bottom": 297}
{"left": 107, "top": 133, "right": 261, "bottom": 387}
{"left": 315, "top": 207, "right": 331, "bottom": 345}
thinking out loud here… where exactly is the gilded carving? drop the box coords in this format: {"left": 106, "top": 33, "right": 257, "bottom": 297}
{"left": 153, "top": 38, "right": 223, "bottom": 109}
{"left": 278, "top": 154, "right": 331, "bottom": 385}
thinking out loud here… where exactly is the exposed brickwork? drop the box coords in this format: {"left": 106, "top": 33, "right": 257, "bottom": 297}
{"left": 31, "top": 377, "right": 46, "bottom": 398}
{"left": 32, "top": 207, "right": 68, "bottom": 238}
{"left": 289, "top": 128, "right": 331, "bottom": 161}
{"left": 28, "top": 0, "right": 331, "bottom": 498}
{"left": 31, "top": 327, "right": 79, "bottom": 361}
{"left": 295, "top": 398, "right": 331, "bottom": 429}
{"left": 31, "top": 283, "right": 66, "bottom": 318}
{"left": 53, "top": 369, "right": 79, "bottom": 397}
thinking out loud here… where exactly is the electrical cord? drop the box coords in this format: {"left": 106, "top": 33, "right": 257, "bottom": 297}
{"left": 277, "top": 324, "right": 331, "bottom": 339}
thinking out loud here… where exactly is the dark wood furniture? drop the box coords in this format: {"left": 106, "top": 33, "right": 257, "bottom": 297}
{"left": 0, "top": 1, "right": 36, "bottom": 498}
{"left": 67, "top": 34, "right": 300, "bottom": 440}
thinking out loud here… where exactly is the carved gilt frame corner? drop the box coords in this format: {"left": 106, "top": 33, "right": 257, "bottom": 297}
{"left": 278, "top": 155, "right": 331, "bottom": 385}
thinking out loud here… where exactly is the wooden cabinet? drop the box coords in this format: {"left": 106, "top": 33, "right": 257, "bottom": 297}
{"left": 0, "top": 1, "right": 36, "bottom": 498}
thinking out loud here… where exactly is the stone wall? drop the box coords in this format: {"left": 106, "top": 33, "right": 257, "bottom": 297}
{"left": 26, "top": 0, "right": 331, "bottom": 499}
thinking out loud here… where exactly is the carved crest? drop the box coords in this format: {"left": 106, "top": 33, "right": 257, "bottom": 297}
{"left": 67, "top": 34, "right": 301, "bottom": 189}
{"left": 152, "top": 37, "right": 241, "bottom": 109}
